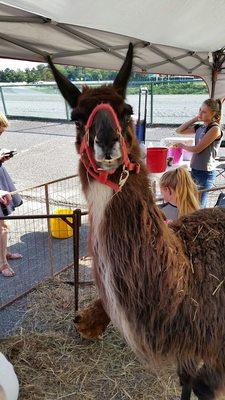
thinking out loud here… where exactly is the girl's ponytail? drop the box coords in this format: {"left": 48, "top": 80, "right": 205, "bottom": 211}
{"left": 175, "top": 168, "right": 200, "bottom": 216}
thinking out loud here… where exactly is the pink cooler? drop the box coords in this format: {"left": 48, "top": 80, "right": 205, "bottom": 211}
{"left": 168, "top": 147, "right": 183, "bottom": 164}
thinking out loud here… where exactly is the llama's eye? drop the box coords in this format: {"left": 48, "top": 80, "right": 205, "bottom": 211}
{"left": 119, "top": 104, "right": 133, "bottom": 125}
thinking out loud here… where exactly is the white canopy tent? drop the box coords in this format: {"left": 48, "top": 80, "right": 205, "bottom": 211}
{"left": 0, "top": 0, "right": 225, "bottom": 97}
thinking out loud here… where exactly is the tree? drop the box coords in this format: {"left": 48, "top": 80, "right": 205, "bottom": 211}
{"left": 0, "top": 63, "right": 133, "bottom": 83}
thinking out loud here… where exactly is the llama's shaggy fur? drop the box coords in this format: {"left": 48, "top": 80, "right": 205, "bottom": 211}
{"left": 48, "top": 45, "right": 225, "bottom": 399}
{"left": 92, "top": 175, "right": 225, "bottom": 365}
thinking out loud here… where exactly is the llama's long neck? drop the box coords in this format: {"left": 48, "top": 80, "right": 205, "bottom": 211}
{"left": 86, "top": 180, "right": 113, "bottom": 237}
{"left": 83, "top": 162, "right": 189, "bottom": 360}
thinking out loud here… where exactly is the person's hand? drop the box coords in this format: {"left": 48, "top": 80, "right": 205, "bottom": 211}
{"left": 195, "top": 114, "right": 201, "bottom": 122}
{"left": 0, "top": 154, "right": 11, "bottom": 163}
{"left": 0, "top": 190, "right": 11, "bottom": 205}
{"left": 172, "top": 143, "right": 185, "bottom": 149}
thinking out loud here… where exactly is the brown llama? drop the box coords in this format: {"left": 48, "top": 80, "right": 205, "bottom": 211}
{"left": 48, "top": 44, "right": 225, "bottom": 400}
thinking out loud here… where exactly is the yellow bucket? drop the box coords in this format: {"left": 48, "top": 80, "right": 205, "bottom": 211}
{"left": 50, "top": 208, "right": 73, "bottom": 239}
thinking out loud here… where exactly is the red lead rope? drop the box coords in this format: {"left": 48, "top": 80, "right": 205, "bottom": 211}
{"left": 79, "top": 103, "right": 140, "bottom": 192}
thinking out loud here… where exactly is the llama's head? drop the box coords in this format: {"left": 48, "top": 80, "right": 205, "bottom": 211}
{"left": 48, "top": 44, "right": 140, "bottom": 173}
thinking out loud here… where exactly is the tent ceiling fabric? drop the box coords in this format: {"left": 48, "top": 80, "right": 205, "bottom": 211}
{"left": 0, "top": 0, "right": 225, "bottom": 98}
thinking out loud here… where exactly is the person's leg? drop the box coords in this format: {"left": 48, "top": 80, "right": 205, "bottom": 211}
{"left": 191, "top": 169, "right": 216, "bottom": 208}
{"left": 0, "top": 221, "right": 8, "bottom": 266}
{"left": 0, "top": 221, "right": 15, "bottom": 277}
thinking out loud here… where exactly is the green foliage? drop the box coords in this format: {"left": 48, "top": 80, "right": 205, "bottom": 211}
{"left": 0, "top": 68, "right": 26, "bottom": 83}
{"left": 0, "top": 64, "right": 117, "bottom": 83}
{"left": 0, "top": 64, "right": 208, "bottom": 96}
{"left": 127, "top": 82, "right": 208, "bottom": 95}
{"left": 152, "top": 82, "right": 208, "bottom": 94}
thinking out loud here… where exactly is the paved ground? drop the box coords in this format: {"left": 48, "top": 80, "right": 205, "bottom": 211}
{"left": 1, "top": 120, "right": 173, "bottom": 189}
{"left": 3, "top": 120, "right": 225, "bottom": 189}
{"left": 2, "top": 120, "right": 78, "bottom": 188}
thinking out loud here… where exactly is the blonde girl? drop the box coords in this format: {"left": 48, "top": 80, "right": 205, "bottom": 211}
{"left": 159, "top": 167, "right": 200, "bottom": 221}
{"left": 175, "top": 98, "right": 223, "bottom": 207}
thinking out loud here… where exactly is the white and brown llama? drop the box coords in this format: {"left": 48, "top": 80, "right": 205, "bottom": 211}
{"left": 48, "top": 45, "right": 225, "bottom": 400}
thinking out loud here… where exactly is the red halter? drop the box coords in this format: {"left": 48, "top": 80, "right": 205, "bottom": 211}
{"left": 79, "top": 103, "right": 140, "bottom": 192}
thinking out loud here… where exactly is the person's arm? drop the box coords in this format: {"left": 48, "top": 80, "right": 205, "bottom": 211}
{"left": 176, "top": 116, "right": 199, "bottom": 135}
{"left": 0, "top": 154, "right": 11, "bottom": 163}
{"left": 178, "top": 126, "right": 221, "bottom": 153}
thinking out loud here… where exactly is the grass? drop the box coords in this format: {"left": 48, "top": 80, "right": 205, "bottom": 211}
{"left": 127, "top": 82, "right": 208, "bottom": 95}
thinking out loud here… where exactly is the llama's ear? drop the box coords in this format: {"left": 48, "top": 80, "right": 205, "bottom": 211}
{"left": 113, "top": 43, "right": 133, "bottom": 98}
{"left": 47, "top": 56, "right": 81, "bottom": 108}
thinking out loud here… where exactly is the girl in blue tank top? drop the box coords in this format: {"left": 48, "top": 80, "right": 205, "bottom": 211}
{"left": 174, "top": 98, "right": 223, "bottom": 207}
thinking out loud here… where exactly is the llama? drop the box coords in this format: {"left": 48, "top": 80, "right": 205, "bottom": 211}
{"left": 48, "top": 45, "right": 225, "bottom": 400}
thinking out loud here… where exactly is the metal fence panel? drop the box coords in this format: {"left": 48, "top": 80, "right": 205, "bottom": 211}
{"left": 1, "top": 81, "right": 225, "bottom": 125}
{"left": 0, "top": 176, "right": 87, "bottom": 310}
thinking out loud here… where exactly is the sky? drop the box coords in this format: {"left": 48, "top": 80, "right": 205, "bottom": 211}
{"left": 0, "top": 59, "right": 41, "bottom": 70}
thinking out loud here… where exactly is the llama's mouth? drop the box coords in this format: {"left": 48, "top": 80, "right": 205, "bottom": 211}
{"left": 96, "top": 157, "right": 122, "bottom": 171}
{"left": 94, "top": 140, "right": 122, "bottom": 171}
